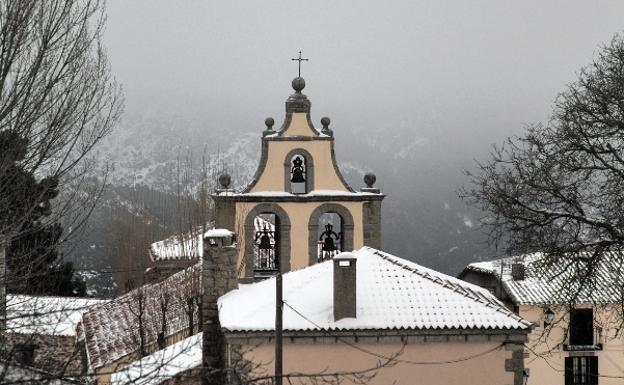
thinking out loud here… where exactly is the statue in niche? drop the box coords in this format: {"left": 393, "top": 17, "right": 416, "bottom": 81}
{"left": 290, "top": 156, "right": 306, "bottom": 183}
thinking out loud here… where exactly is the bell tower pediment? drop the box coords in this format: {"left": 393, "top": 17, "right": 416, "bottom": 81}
{"left": 212, "top": 72, "right": 384, "bottom": 281}
{"left": 243, "top": 76, "right": 352, "bottom": 194}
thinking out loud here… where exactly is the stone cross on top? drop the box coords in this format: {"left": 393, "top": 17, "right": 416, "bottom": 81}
{"left": 291, "top": 51, "right": 308, "bottom": 77}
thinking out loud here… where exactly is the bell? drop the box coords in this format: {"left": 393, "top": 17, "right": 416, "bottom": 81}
{"left": 322, "top": 237, "right": 336, "bottom": 252}
{"left": 290, "top": 156, "right": 306, "bottom": 183}
{"left": 291, "top": 170, "right": 305, "bottom": 183}
{"left": 258, "top": 227, "right": 272, "bottom": 250}
{"left": 320, "top": 223, "right": 339, "bottom": 252}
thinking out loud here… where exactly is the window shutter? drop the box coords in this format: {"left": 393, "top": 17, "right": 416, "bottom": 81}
{"left": 564, "top": 357, "right": 573, "bottom": 385}
{"left": 589, "top": 356, "right": 598, "bottom": 385}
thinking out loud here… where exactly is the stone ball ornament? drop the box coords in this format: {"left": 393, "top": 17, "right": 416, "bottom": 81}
{"left": 364, "top": 172, "right": 377, "bottom": 188}
{"left": 264, "top": 117, "right": 274, "bottom": 130}
{"left": 218, "top": 173, "right": 231, "bottom": 189}
{"left": 292, "top": 77, "right": 306, "bottom": 92}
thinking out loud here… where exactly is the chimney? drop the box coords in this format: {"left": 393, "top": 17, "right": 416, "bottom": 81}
{"left": 511, "top": 263, "right": 525, "bottom": 281}
{"left": 202, "top": 229, "right": 237, "bottom": 385}
{"left": 333, "top": 252, "right": 357, "bottom": 321}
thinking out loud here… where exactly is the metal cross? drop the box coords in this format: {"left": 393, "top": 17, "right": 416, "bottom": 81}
{"left": 291, "top": 51, "right": 308, "bottom": 77}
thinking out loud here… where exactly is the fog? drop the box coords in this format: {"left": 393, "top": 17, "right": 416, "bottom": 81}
{"left": 93, "top": 0, "right": 624, "bottom": 275}
{"left": 105, "top": 1, "right": 624, "bottom": 142}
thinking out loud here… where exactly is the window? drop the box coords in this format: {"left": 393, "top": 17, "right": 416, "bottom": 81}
{"left": 570, "top": 309, "right": 594, "bottom": 346}
{"left": 15, "top": 343, "right": 36, "bottom": 365}
{"left": 565, "top": 356, "right": 598, "bottom": 385}
{"left": 544, "top": 308, "right": 555, "bottom": 327}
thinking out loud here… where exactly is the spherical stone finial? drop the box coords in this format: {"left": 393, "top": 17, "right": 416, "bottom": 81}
{"left": 265, "top": 117, "right": 274, "bottom": 130}
{"left": 218, "top": 173, "right": 231, "bottom": 189}
{"left": 321, "top": 116, "right": 331, "bottom": 129}
{"left": 292, "top": 77, "right": 305, "bottom": 92}
{"left": 364, "top": 172, "right": 376, "bottom": 188}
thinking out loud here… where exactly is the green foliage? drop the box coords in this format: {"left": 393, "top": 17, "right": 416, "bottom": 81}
{"left": 0, "top": 129, "right": 85, "bottom": 296}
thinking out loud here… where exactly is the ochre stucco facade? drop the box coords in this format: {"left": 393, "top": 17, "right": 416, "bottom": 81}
{"left": 520, "top": 304, "right": 624, "bottom": 385}
{"left": 227, "top": 332, "right": 526, "bottom": 385}
{"left": 233, "top": 201, "right": 365, "bottom": 271}
{"left": 249, "top": 113, "right": 349, "bottom": 193}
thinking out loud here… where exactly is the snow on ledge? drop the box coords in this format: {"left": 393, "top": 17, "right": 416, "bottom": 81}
{"left": 205, "top": 228, "right": 234, "bottom": 238}
{"left": 215, "top": 189, "right": 383, "bottom": 198}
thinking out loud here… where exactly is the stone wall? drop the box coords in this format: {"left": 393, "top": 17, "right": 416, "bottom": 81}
{"left": 0, "top": 241, "right": 5, "bottom": 332}
{"left": 202, "top": 236, "right": 238, "bottom": 385}
{"left": 161, "top": 368, "right": 202, "bottom": 385}
{"left": 2, "top": 332, "right": 84, "bottom": 377}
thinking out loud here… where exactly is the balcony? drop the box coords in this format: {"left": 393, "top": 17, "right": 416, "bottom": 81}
{"left": 563, "top": 326, "right": 603, "bottom": 351}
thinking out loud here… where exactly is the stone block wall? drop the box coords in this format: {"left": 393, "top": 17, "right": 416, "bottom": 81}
{"left": 2, "top": 332, "right": 85, "bottom": 377}
{"left": 202, "top": 237, "right": 238, "bottom": 385}
{"left": 363, "top": 201, "right": 382, "bottom": 249}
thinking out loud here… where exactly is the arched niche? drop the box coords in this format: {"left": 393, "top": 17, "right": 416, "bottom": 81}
{"left": 283, "top": 148, "right": 314, "bottom": 194}
{"left": 244, "top": 203, "right": 291, "bottom": 278}
{"left": 307, "top": 203, "right": 354, "bottom": 265}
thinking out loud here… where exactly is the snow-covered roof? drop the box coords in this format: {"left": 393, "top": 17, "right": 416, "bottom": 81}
{"left": 149, "top": 227, "right": 208, "bottom": 261}
{"left": 81, "top": 264, "right": 202, "bottom": 370}
{"left": 219, "top": 247, "right": 531, "bottom": 332}
{"left": 463, "top": 252, "right": 624, "bottom": 305}
{"left": 149, "top": 219, "right": 271, "bottom": 262}
{"left": 5, "top": 295, "right": 107, "bottom": 336}
{"left": 205, "top": 228, "right": 234, "bottom": 238}
{"left": 110, "top": 333, "right": 201, "bottom": 385}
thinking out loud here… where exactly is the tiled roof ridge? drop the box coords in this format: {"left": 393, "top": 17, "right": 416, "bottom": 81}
{"left": 7, "top": 293, "right": 105, "bottom": 302}
{"left": 149, "top": 250, "right": 199, "bottom": 262}
{"left": 368, "top": 248, "right": 530, "bottom": 328}
{"left": 466, "top": 251, "right": 624, "bottom": 305}
{"left": 466, "top": 250, "right": 624, "bottom": 277}
{"left": 149, "top": 222, "right": 215, "bottom": 260}
{"left": 93, "top": 262, "right": 202, "bottom": 312}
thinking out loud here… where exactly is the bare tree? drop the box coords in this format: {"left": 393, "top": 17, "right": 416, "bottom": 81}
{"left": 128, "top": 287, "right": 149, "bottom": 358}
{"left": 461, "top": 33, "right": 624, "bottom": 301}
{"left": 0, "top": 0, "right": 123, "bottom": 233}
{"left": 0, "top": 0, "right": 123, "bottom": 304}
{"left": 0, "top": 0, "right": 121, "bottom": 380}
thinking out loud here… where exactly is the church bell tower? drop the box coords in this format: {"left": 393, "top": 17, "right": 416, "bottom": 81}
{"left": 212, "top": 71, "right": 384, "bottom": 281}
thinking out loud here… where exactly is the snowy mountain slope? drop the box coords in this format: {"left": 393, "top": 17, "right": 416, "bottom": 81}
{"left": 70, "top": 113, "right": 494, "bottom": 296}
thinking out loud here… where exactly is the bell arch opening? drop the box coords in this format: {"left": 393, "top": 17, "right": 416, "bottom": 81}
{"left": 284, "top": 149, "right": 314, "bottom": 194}
{"left": 308, "top": 203, "right": 354, "bottom": 265}
{"left": 317, "top": 212, "right": 343, "bottom": 262}
{"left": 253, "top": 213, "right": 279, "bottom": 274}
{"left": 244, "top": 204, "right": 291, "bottom": 279}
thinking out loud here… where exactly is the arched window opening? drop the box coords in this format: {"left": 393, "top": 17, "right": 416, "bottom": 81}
{"left": 318, "top": 212, "right": 343, "bottom": 262}
{"left": 290, "top": 154, "right": 307, "bottom": 194}
{"left": 253, "top": 213, "right": 279, "bottom": 276}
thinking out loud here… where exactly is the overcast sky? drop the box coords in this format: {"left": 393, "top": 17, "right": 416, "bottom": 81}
{"left": 103, "top": 0, "right": 624, "bottom": 163}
